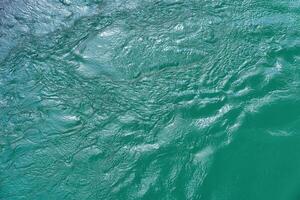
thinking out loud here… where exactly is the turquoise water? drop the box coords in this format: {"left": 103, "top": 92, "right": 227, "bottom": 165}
{"left": 1, "top": 0, "right": 300, "bottom": 199}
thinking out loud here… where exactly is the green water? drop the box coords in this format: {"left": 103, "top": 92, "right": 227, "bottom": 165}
{"left": 1, "top": 0, "right": 300, "bottom": 199}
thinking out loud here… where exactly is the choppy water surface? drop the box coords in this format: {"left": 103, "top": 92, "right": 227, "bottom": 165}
{"left": 2, "top": 0, "right": 300, "bottom": 199}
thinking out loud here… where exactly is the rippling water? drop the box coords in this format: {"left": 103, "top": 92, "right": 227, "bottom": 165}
{"left": 1, "top": 0, "right": 300, "bottom": 199}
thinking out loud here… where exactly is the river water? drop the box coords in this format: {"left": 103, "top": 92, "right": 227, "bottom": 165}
{"left": 1, "top": 0, "right": 300, "bottom": 199}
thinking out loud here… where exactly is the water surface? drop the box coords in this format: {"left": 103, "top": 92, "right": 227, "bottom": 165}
{"left": 1, "top": 0, "right": 300, "bottom": 199}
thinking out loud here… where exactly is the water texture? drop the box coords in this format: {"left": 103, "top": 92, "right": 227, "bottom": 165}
{"left": 1, "top": 0, "right": 300, "bottom": 199}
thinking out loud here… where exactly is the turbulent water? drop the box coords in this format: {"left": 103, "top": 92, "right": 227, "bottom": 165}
{"left": 1, "top": 0, "right": 300, "bottom": 199}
